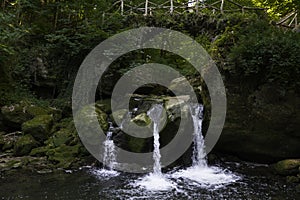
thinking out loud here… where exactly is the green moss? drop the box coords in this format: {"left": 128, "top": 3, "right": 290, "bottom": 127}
{"left": 30, "top": 146, "right": 49, "bottom": 157}
{"left": 27, "top": 106, "right": 62, "bottom": 122}
{"left": 273, "top": 159, "right": 300, "bottom": 176}
{"left": 131, "top": 113, "right": 151, "bottom": 126}
{"left": 13, "top": 134, "right": 38, "bottom": 156}
{"left": 46, "top": 144, "right": 80, "bottom": 169}
{"left": 22, "top": 115, "right": 53, "bottom": 142}
{"left": 1, "top": 103, "right": 32, "bottom": 129}
{"left": 51, "top": 128, "right": 75, "bottom": 147}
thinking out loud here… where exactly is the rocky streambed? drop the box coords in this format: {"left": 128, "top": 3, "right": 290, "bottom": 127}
{"left": 0, "top": 92, "right": 299, "bottom": 195}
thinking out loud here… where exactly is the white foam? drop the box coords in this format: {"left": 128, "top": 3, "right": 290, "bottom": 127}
{"left": 134, "top": 173, "right": 176, "bottom": 191}
{"left": 90, "top": 168, "right": 120, "bottom": 179}
{"left": 171, "top": 165, "right": 240, "bottom": 188}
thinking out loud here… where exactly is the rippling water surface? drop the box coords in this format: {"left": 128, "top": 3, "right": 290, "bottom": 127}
{"left": 1, "top": 161, "right": 298, "bottom": 200}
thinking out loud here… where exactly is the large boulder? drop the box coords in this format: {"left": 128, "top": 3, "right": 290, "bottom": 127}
{"left": 13, "top": 134, "right": 38, "bottom": 156}
{"left": 214, "top": 84, "right": 300, "bottom": 163}
{"left": 131, "top": 113, "right": 151, "bottom": 126}
{"left": 1, "top": 102, "right": 62, "bottom": 131}
{"left": 22, "top": 115, "right": 53, "bottom": 143}
{"left": 46, "top": 144, "right": 81, "bottom": 169}
{"left": 272, "top": 159, "right": 300, "bottom": 176}
{"left": 49, "top": 128, "right": 77, "bottom": 147}
{"left": 1, "top": 103, "right": 32, "bottom": 130}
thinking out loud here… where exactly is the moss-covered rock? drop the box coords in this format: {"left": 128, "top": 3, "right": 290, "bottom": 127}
{"left": 1, "top": 103, "right": 33, "bottom": 130}
{"left": 0, "top": 158, "right": 23, "bottom": 170}
{"left": 1, "top": 102, "right": 62, "bottom": 131}
{"left": 1, "top": 131, "right": 22, "bottom": 152}
{"left": 46, "top": 144, "right": 81, "bottom": 169}
{"left": 50, "top": 128, "right": 76, "bottom": 147}
{"left": 26, "top": 106, "right": 62, "bottom": 122}
{"left": 13, "top": 134, "right": 38, "bottom": 156}
{"left": 273, "top": 159, "right": 300, "bottom": 176}
{"left": 131, "top": 113, "right": 151, "bottom": 126}
{"left": 0, "top": 156, "right": 50, "bottom": 171}
{"left": 75, "top": 104, "right": 108, "bottom": 132}
{"left": 22, "top": 115, "right": 53, "bottom": 142}
{"left": 30, "top": 146, "right": 49, "bottom": 157}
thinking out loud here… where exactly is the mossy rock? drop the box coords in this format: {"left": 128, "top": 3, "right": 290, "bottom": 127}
{"left": 22, "top": 115, "right": 53, "bottom": 142}
{"left": 273, "top": 159, "right": 300, "bottom": 176}
{"left": 0, "top": 159, "right": 23, "bottom": 170}
{"left": 46, "top": 144, "right": 80, "bottom": 169}
{"left": 75, "top": 104, "right": 108, "bottom": 133}
{"left": 30, "top": 146, "right": 49, "bottom": 157}
{"left": 1, "top": 102, "right": 61, "bottom": 131}
{"left": 50, "top": 128, "right": 76, "bottom": 147}
{"left": 131, "top": 113, "right": 151, "bottom": 126}
{"left": 1, "top": 131, "right": 23, "bottom": 152}
{"left": 13, "top": 134, "right": 38, "bottom": 156}
{"left": 51, "top": 117, "right": 74, "bottom": 133}
{"left": 26, "top": 106, "right": 62, "bottom": 122}
{"left": 1, "top": 103, "right": 33, "bottom": 130}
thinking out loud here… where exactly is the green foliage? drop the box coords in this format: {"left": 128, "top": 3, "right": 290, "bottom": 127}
{"left": 1, "top": 0, "right": 299, "bottom": 106}
{"left": 211, "top": 15, "right": 300, "bottom": 91}
{"left": 251, "top": 0, "right": 300, "bottom": 19}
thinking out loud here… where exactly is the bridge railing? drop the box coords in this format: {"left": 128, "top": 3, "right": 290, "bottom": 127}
{"left": 100, "top": 0, "right": 298, "bottom": 29}
{"left": 276, "top": 10, "right": 298, "bottom": 29}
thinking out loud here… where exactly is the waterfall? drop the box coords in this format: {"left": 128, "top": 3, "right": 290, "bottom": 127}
{"left": 134, "top": 104, "right": 175, "bottom": 191}
{"left": 147, "top": 104, "right": 163, "bottom": 175}
{"left": 103, "top": 122, "right": 116, "bottom": 170}
{"left": 189, "top": 104, "right": 207, "bottom": 167}
{"left": 171, "top": 103, "right": 240, "bottom": 188}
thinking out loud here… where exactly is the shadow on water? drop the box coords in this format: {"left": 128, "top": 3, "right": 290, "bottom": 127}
{"left": 0, "top": 161, "right": 298, "bottom": 200}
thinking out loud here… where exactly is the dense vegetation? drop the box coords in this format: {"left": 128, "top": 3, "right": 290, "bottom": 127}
{"left": 1, "top": 0, "right": 299, "bottom": 107}
{"left": 0, "top": 0, "right": 299, "bottom": 179}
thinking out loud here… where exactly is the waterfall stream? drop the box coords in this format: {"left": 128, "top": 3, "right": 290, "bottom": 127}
{"left": 171, "top": 103, "right": 240, "bottom": 188}
{"left": 147, "top": 104, "right": 163, "bottom": 175}
{"left": 103, "top": 122, "right": 116, "bottom": 170}
{"left": 134, "top": 104, "right": 175, "bottom": 191}
{"left": 189, "top": 104, "right": 207, "bottom": 168}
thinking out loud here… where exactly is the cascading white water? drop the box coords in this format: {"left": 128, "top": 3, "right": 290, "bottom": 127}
{"left": 90, "top": 122, "right": 119, "bottom": 179}
{"left": 134, "top": 104, "right": 175, "bottom": 191}
{"left": 147, "top": 104, "right": 163, "bottom": 175}
{"left": 189, "top": 104, "right": 207, "bottom": 167}
{"left": 103, "top": 122, "right": 116, "bottom": 170}
{"left": 171, "top": 103, "right": 240, "bottom": 188}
